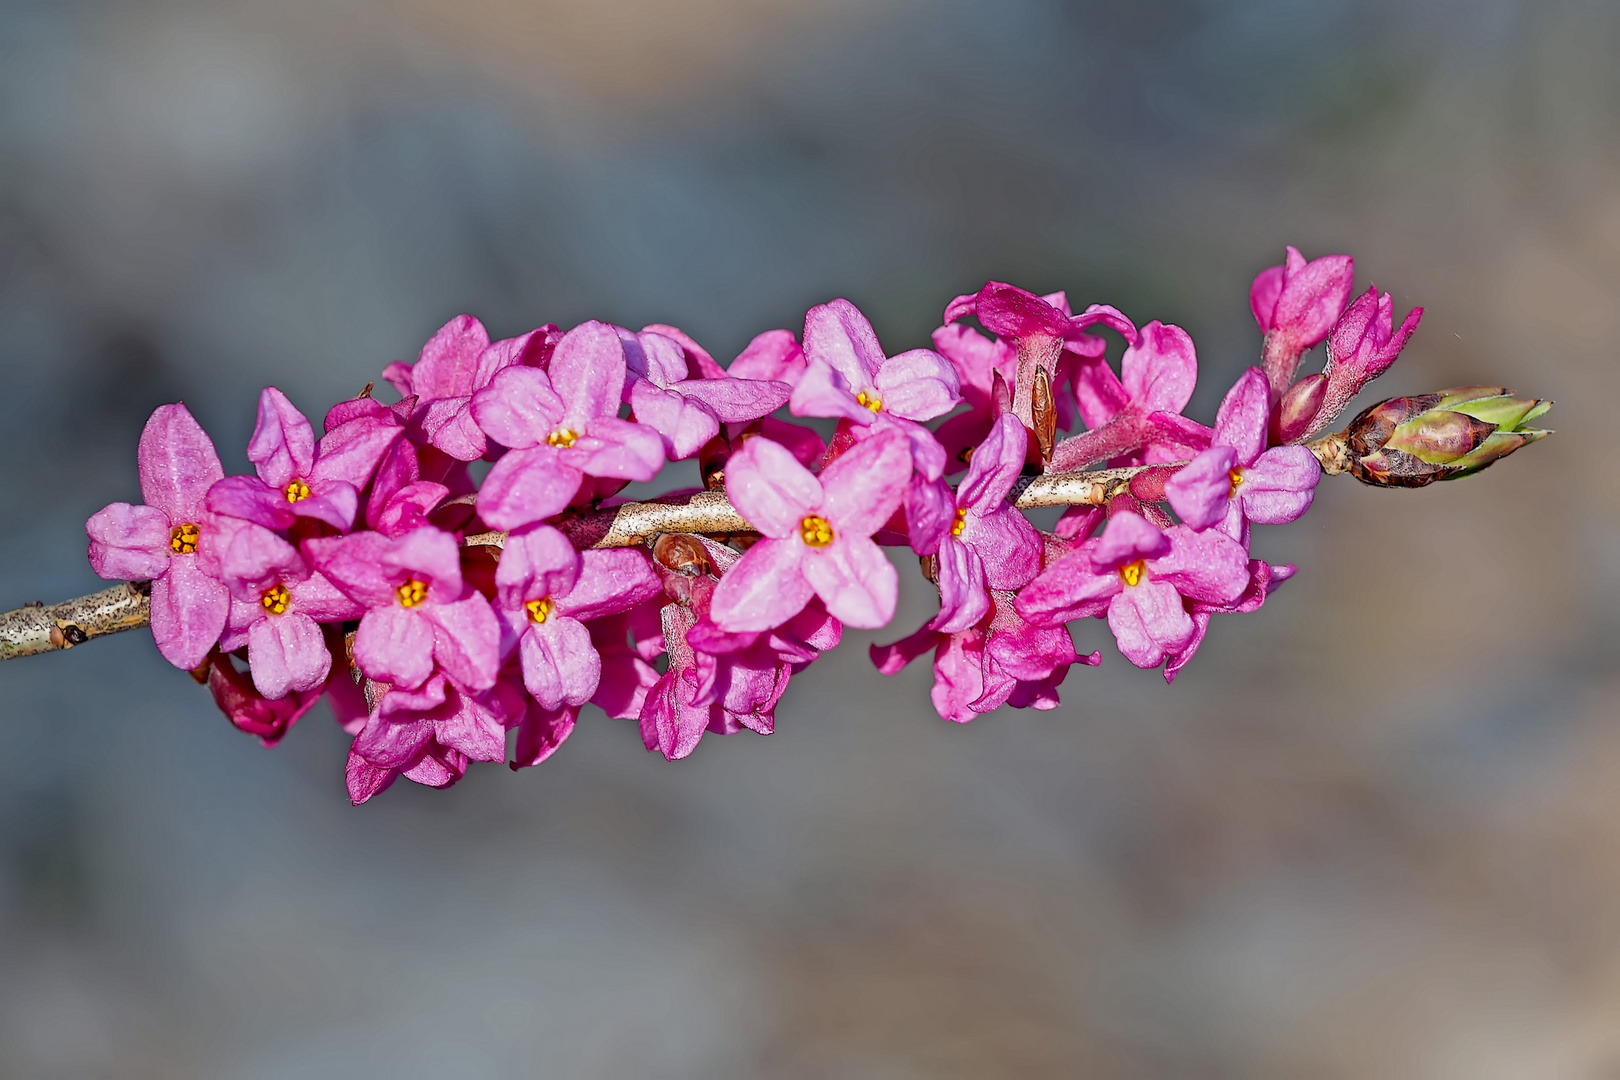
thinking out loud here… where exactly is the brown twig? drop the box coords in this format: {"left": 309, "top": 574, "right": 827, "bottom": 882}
{"left": 0, "top": 581, "right": 152, "bottom": 660}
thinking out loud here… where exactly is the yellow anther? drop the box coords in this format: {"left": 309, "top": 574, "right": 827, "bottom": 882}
{"left": 260, "top": 584, "right": 291, "bottom": 615}
{"left": 951, "top": 507, "right": 968, "bottom": 537}
{"left": 284, "top": 479, "right": 312, "bottom": 503}
{"left": 546, "top": 427, "right": 579, "bottom": 448}
{"left": 1228, "top": 468, "right": 1245, "bottom": 497}
{"left": 525, "top": 597, "right": 555, "bottom": 624}
{"left": 396, "top": 579, "right": 428, "bottom": 608}
{"left": 799, "top": 514, "right": 835, "bottom": 548}
{"left": 855, "top": 390, "right": 882, "bottom": 413}
{"left": 169, "top": 523, "right": 200, "bottom": 554}
{"left": 1119, "top": 559, "right": 1146, "bottom": 588}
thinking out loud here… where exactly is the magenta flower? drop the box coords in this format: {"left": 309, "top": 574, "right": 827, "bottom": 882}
{"left": 588, "top": 604, "right": 664, "bottom": 721}
{"left": 206, "top": 388, "right": 363, "bottom": 532}
{"left": 1164, "top": 367, "right": 1321, "bottom": 536}
{"left": 709, "top": 430, "right": 910, "bottom": 632}
{"left": 382, "top": 315, "right": 555, "bottom": 462}
{"left": 929, "top": 319, "right": 1017, "bottom": 469}
{"left": 928, "top": 414, "right": 1042, "bottom": 633}
{"left": 790, "top": 298, "right": 960, "bottom": 429}
{"left": 86, "top": 403, "right": 231, "bottom": 670}
{"left": 492, "top": 524, "right": 662, "bottom": 709}
{"left": 1048, "top": 321, "right": 1212, "bottom": 472}
{"left": 621, "top": 327, "right": 792, "bottom": 460}
{"left": 345, "top": 672, "right": 525, "bottom": 804}
{"left": 469, "top": 320, "right": 665, "bottom": 531}
{"left": 200, "top": 650, "right": 330, "bottom": 747}
{"left": 1015, "top": 510, "right": 1248, "bottom": 669}
{"left": 307, "top": 525, "right": 499, "bottom": 692}
{"left": 1250, "top": 246, "right": 1356, "bottom": 403}
{"left": 872, "top": 593, "right": 1098, "bottom": 724}
{"left": 315, "top": 396, "right": 423, "bottom": 529}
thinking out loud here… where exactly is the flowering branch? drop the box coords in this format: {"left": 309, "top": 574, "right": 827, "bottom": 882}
{"left": 3, "top": 250, "right": 1551, "bottom": 803}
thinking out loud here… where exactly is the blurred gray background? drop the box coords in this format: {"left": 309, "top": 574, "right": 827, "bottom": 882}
{"left": 0, "top": 0, "right": 1615, "bottom": 1075}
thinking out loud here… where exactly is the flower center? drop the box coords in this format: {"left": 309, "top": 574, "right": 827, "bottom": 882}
{"left": 525, "top": 597, "right": 555, "bottom": 624}
{"left": 1228, "top": 468, "right": 1245, "bottom": 497}
{"left": 951, "top": 507, "right": 968, "bottom": 537}
{"left": 1118, "top": 559, "right": 1146, "bottom": 588}
{"left": 260, "top": 584, "right": 290, "bottom": 615}
{"left": 396, "top": 579, "right": 428, "bottom": 608}
{"left": 855, "top": 390, "right": 882, "bottom": 413}
{"left": 169, "top": 523, "right": 200, "bottom": 554}
{"left": 799, "top": 514, "right": 835, "bottom": 548}
{"left": 284, "top": 479, "right": 312, "bottom": 503}
{"left": 546, "top": 427, "right": 579, "bottom": 448}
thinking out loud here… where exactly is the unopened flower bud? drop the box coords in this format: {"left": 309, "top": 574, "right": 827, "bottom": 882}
{"left": 1342, "top": 387, "right": 1550, "bottom": 487}
{"left": 1270, "top": 373, "right": 1327, "bottom": 444}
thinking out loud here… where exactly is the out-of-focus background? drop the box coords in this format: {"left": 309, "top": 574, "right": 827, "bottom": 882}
{"left": 0, "top": 0, "right": 1614, "bottom": 1075}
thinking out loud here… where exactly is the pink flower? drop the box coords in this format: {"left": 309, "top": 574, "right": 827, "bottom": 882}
{"left": 469, "top": 320, "right": 665, "bottom": 531}
{"left": 492, "top": 524, "right": 662, "bottom": 709}
{"left": 206, "top": 388, "right": 364, "bottom": 532}
{"left": 86, "top": 403, "right": 231, "bottom": 670}
{"left": 345, "top": 672, "right": 525, "bottom": 804}
{"left": 382, "top": 315, "right": 556, "bottom": 461}
{"left": 216, "top": 536, "right": 364, "bottom": 700}
{"left": 315, "top": 396, "right": 423, "bottom": 528}
{"left": 307, "top": 525, "right": 500, "bottom": 692}
{"left": 620, "top": 327, "right": 792, "bottom": 460}
{"left": 1048, "top": 321, "right": 1212, "bottom": 472}
{"left": 790, "top": 298, "right": 961, "bottom": 429}
{"left": 1251, "top": 246, "right": 1356, "bottom": 403}
{"left": 927, "top": 414, "right": 1042, "bottom": 633}
{"left": 721, "top": 328, "right": 807, "bottom": 387}
{"left": 1015, "top": 510, "right": 1248, "bottom": 669}
{"left": 587, "top": 604, "right": 664, "bottom": 721}
{"left": 709, "top": 430, "right": 911, "bottom": 632}
{"left": 1164, "top": 367, "right": 1321, "bottom": 536}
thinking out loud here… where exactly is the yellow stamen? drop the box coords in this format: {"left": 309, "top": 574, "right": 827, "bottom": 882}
{"left": 546, "top": 427, "right": 579, "bottom": 448}
{"left": 799, "top": 514, "right": 835, "bottom": 548}
{"left": 260, "top": 584, "right": 290, "bottom": 615}
{"left": 169, "top": 523, "right": 200, "bottom": 554}
{"left": 1119, "top": 559, "right": 1146, "bottom": 588}
{"left": 951, "top": 507, "right": 968, "bottom": 537}
{"left": 284, "top": 479, "right": 312, "bottom": 503}
{"left": 855, "top": 390, "right": 882, "bottom": 413}
{"left": 1228, "top": 468, "right": 1245, "bottom": 497}
{"left": 396, "top": 579, "right": 428, "bottom": 608}
{"left": 525, "top": 597, "right": 555, "bottom": 624}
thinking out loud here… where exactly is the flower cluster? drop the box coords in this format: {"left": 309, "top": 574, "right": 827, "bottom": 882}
{"left": 84, "top": 250, "right": 1547, "bottom": 802}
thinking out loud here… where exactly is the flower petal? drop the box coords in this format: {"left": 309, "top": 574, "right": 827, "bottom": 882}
{"left": 248, "top": 387, "right": 316, "bottom": 488}
{"left": 1164, "top": 446, "right": 1239, "bottom": 531}
{"left": 206, "top": 475, "right": 295, "bottom": 530}
{"left": 557, "top": 549, "right": 662, "bottom": 621}
{"left": 932, "top": 535, "right": 990, "bottom": 634}
{"left": 410, "top": 314, "right": 491, "bottom": 400}
{"left": 873, "top": 348, "right": 961, "bottom": 421}
{"left": 957, "top": 413, "right": 1027, "bottom": 511}
{"left": 709, "top": 537, "right": 814, "bottom": 632}
{"left": 802, "top": 298, "right": 882, "bottom": 392}
{"left": 725, "top": 329, "right": 805, "bottom": 385}
{"left": 1015, "top": 547, "right": 1120, "bottom": 626}
{"left": 1120, "top": 321, "right": 1197, "bottom": 416}
{"left": 470, "top": 366, "right": 563, "bottom": 451}
{"left": 965, "top": 504, "right": 1042, "bottom": 590}
{"left": 149, "top": 557, "right": 229, "bottom": 670}
{"left": 1237, "top": 446, "right": 1321, "bottom": 525}
{"left": 629, "top": 381, "right": 719, "bottom": 460}
{"left": 138, "top": 403, "right": 225, "bottom": 522}
{"left": 427, "top": 593, "right": 500, "bottom": 691}
{"left": 353, "top": 605, "right": 435, "bottom": 689}
{"left": 1149, "top": 525, "right": 1249, "bottom": 607}
{"left": 520, "top": 616, "right": 599, "bottom": 708}
{"left": 1107, "top": 579, "right": 1193, "bottom": 668}
{"left": 818, "top": 428, "right": 910, "bottom": 539}
{"left": 801, "top": 535, "right": 897, "bottom": 629}
{"left": 676, "top": 375, "right": 792, "bottom": 424}
{"left": 248, "top": 611, "right": 331, "bottom": 699}
{"left": 789, "top": 359, "right": 872, "bottom": 424}
{"left": 1212, "top": 367, "right": 1270, "bottom": 467}
{"left": 550, "top": 320, "right": 628, "bottom": 424}
{"left": 1090, "top": 510, "right": 1170, "bottom": 570}
{"left": 381, "top": 527, "right": 463, "bottom": 598}
{"left": 86, "top": 502, "right": 172, "bottom": 581}
{"left": 476, "top": 444, "right": 581, "bottom": 532}
{"left": 565, "top": 416, "right": 666, "bottom": 481}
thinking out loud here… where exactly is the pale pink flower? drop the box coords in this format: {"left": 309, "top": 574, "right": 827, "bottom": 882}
{"left": 620, "top": 327, "right": 791, "bottom": 460}
{"left": 709, "top": 430, "right": 910, "bottom": 632}
{"left": 470, "top": 320, "right": 665, "bottom": 531}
